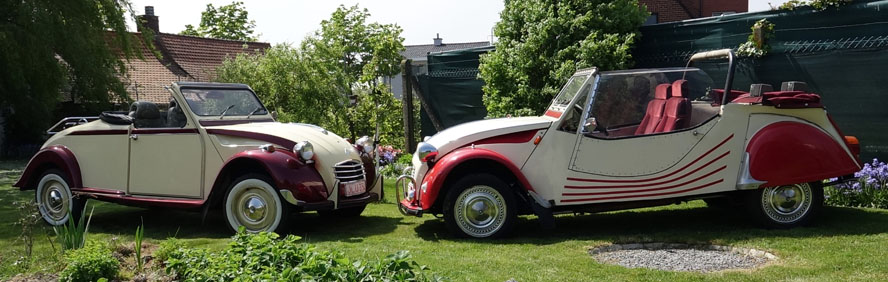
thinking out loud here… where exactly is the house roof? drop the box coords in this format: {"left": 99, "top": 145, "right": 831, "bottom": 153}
{"left": 401, "top": 41, "right": 491, "bottom": 61}
{"left": 111, "top": 32, "right": 269, "bottom": 104}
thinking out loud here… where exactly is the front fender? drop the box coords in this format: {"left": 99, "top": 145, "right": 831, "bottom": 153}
{"left": 746, "top": 121, "right": 860, "bottom": 187}
{"left": 15, "top": 145, "right": 82, "bottom": 190}
{"left": 218, "top": 149, "right": 328, "bottom": 203}
{"left": 419, "top": 147, "right": 535, "bottom": 209}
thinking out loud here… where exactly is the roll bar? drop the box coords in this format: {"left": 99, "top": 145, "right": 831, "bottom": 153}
{"left": 686, "top": 49, "right": 736, "bottom": 105}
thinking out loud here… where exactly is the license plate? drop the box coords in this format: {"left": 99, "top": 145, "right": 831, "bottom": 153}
{"left": 343, "top": 181, "right": 366, "bottom": 197}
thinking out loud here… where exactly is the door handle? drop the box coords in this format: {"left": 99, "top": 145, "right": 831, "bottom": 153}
{"left": 130, "top": 134, "right": 139, "bottom": 140}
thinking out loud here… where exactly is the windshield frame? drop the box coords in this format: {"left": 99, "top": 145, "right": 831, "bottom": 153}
{"left": 178, "top": 86, "right": 269, "bottom": 118}
{"left": 545, "top": 69, "right": 595, "bottom": 118}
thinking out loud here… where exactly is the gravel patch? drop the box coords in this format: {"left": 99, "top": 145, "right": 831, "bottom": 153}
{"left": 590, "top": 243, "right": 775, "bottom": 273}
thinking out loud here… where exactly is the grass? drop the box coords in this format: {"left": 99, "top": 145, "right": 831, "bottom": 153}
{"left": 1, "top": 163, "right": 887, "bottom": 281}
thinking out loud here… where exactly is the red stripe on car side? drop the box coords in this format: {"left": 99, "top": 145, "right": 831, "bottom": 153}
{"left": 205, "top": 129, "right": 296, "bottom": 149}
{"left": 474, "top": 130, "right": 538, "bottom": 145}
{"left": 561, "top": 179, "right": 724, "bottom": 203}
{"left": 566, "top": 134, "right": 733, "bottom": 183}
{"left": 562, "top": 166, "right": 726, "bottom": 196}
{"left": 132, "top": 128, "right": 199, "bottom": 134}
{"left": 68, "top": 130, "right": 129, "bottom": 135}
{"left": 564, "top": 151, "right": 729, "bottom": 189}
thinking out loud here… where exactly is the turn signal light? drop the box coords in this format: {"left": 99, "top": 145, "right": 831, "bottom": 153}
{"left": 844, "top": 136, "right": 860, "bottom": 156}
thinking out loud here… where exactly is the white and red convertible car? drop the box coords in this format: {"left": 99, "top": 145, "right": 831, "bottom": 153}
{"left": 397, "top": 49, "right": 861, "bottom": 238}
{"left": 16, "top": 82, "right": 381, "bottom": 233}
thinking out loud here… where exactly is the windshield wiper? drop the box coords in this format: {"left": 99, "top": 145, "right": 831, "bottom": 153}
{"left": 219, "top": 104, "right": 235, "bottom": 119}
{"left": 246, "top": 106, "right": 265, "bottom": 119}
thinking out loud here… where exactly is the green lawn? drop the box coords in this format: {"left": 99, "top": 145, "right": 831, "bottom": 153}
{"left": 1, "top": 164, "right": 887, "bottom": 281}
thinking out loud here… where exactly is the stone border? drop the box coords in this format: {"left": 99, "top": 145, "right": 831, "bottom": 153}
{"left": 589, "top": 242, "right": 779, "bottom": 260}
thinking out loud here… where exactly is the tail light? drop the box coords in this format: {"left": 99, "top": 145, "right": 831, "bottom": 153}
{"left": 844, "top": 136, "right": 860, "bottom": 157}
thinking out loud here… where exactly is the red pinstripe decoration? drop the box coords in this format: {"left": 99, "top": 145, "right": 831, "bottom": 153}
{"left": 566, "top": 134, "right": 734, "bottom": 183}
{"left": 565, "top": 151, "right": 730, "bottom": 189}
{"left": 561, "top": 179, "right": 725, "bottom": 203}
{"left": 563, "top": 165, "right": 726, "bottom": 196}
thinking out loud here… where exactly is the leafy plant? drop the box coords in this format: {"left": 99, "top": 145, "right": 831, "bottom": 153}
{"left": 164, "top": 230, "right": 441, "bottom": 281}
{"left": 153, "top": 237, "right": 183, "bottom": 265}
{"left": 181, "top": 1, "right": 258, "bottom": 41}
{"left": 737, "top": 19, "right": 775, "bottom": 58}
{"left": 478, "top": 0, "right": 648, "bottom": 117}
{"left": 134, "top": 221, "right": 145, "bottom": 273}
{"left": 53, "top": 204, "right": 94, "bottom": 251}
{"left": 59, "top": 242, "right": 119, "bottom": 282}
{"left": 12, "top": 201, "right": 41, "bottom": 270}
{"left": 826, "top": 158, "right": 888, "bottom": 209}
{"left": 779, "top": 0, "right": 852, "bottom": 10}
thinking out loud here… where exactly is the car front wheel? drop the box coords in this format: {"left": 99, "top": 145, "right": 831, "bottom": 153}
{"left": 35, "top": 169, "right": 84, "bottom": 226}
{"left": 224, "top": 174, "right": 290, "bottom": 233}
{"left": 443, "top": 174, "right": 517, "bottom": 239}
{"left": 746, "top": 182, "right": 823, "bottom": 228}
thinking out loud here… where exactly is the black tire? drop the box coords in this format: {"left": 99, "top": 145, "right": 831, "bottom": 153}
{"left": 35, "top": 169, "right": 85, "bottom": 226}
{"left": 443, "top": 173, "right": 518, "bottom": 239}
{"left": 223, "top": 173, "right": 291, "bottom": 233}
{"left": 318, "top": 205, "right": 367, "bottom": 217}
{"left": 745, "top": 182, "right": 823, "bottom": 228}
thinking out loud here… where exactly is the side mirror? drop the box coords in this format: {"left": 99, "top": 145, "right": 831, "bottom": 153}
{"left": 271, "top": 111, "right": 278, "bottom": 120}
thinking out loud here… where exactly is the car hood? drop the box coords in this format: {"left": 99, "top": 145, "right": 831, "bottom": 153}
{"left": 426, "top": 116, "right": 553, "bottom": 156}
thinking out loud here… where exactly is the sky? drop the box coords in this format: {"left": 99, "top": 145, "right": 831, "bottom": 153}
{"left": 127, "top": 0, "right": 791, "bottom": 46}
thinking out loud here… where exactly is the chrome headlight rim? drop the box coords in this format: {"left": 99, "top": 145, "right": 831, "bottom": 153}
{"left": 417, "top": 142, "right": 438, "bottom": 162}
{"left": 293, "top": 141, "right": 314, "bottom": 161}
{"left": 356, "top": 135, "right": 374, "bottom": 155}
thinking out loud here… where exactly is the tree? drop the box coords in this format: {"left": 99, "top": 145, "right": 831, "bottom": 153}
{"left": 478, "top": 0, "right": 648, "bottom": 117}
{"left": 181, "top": 2, "right": 258, "bottom": 42}
{"left": 217, "top": 5, "right": 407, "bottom": 147}
{"left": 0, "top": 0, "right": 149, "bottom": 144}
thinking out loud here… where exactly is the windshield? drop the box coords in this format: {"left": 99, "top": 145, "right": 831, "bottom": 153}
{"left": 547, "top": 74, "right": 591, "bottom": 114}
{"left": 180, "top": 88, "right": 267, "bottom": 117}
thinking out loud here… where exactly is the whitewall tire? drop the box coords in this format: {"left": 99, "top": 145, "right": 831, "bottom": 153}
{"left": 35, "top": 169, "right": 84, "bottom": 226}
{"left": 443, "top": 174, "right": 517, "bottom": 238}
{"left": 225, "top": 174, "right": 289, "bottom": 233}
{"left": 747, "top": 182, "right": 823, "bottom": 228}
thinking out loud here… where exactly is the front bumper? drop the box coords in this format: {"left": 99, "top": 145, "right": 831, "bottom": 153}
{"left": 280, "top": 190, "right": 379, "bottom": 211}
{"left": 395, "top": 172, "right": 424, "bottom": 217}
{"left": 399, "top": 199, "right": 424, "bottom": 216}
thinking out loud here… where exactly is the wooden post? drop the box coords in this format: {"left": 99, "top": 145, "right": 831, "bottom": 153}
{"left": 401, "top": 60, "right": 416, "bottom": 152}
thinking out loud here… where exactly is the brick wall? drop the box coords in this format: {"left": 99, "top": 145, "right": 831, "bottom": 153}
{"left": 703, "top": 0, "right": 748, "bottom": 16}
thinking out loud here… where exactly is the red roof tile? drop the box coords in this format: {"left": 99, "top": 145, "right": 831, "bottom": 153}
{"left": 156, "top": 33, "right": 269, "bottom": 81}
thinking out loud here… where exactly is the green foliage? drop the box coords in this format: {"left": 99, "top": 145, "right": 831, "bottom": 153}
{"left": 11, "top": 201, "right": 40, "bottom": 270}
{"left": 153, "top": 237, "right": 182, "bottom": 266}
{"left": 163, "top": 231, "right": 441, "bottom": 281}
{"left": 0, "top": 0, "right": 150, "bottom": 142}
{"left": 216, "top": 5, "right": 407, "bottom": 147}
{"left": 53, "top": 205, "right": 93, "bottom": 251}
{"left": 59, "top": 242, "right": 119, "bottom": 282}
{"left": 478, "top": 0, "right": 648, "bottom": 117}
{"left": 737, "top": 19, "right": 775, "bottom": 58}
{"left": 133, "top": 222, "right": 144, "bottom": 273}
{"left": 180, "top": 1, "right": 257, "bottom": 41}
{"left": 779, "top": 0, "right": 853, "bottom": 10}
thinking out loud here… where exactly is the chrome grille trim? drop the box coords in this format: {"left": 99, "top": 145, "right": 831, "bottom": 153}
{"left": 334, "top": 160, "right": 365, "bottom": 183}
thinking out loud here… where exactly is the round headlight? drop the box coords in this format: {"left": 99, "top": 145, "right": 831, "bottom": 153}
{"left": 356, "top": 136, "right": 374, "bottom": 154}
{"left": 293, "top": 141, "right": 314, "bottom": 160}
{"left": 417, "top": 142, "right": 438, "bottom": 162}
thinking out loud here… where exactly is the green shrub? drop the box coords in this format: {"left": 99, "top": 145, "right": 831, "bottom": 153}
{"left": 154, "top": 237, "right": 183, "bottom": 264}
{"left": 59, "top": 242, "right": 119, "bottom": 282}
{"left": 165, "top": 230, "right": 442, "bottom": 281}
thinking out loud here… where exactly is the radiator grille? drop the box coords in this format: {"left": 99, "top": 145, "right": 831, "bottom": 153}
{"left": 334, "top": 160, "right": 365, "bottom": 183}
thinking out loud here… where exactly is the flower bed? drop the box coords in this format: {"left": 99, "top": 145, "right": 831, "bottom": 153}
{"left": 826, "top": 158, "right": 888, "bottom": 209}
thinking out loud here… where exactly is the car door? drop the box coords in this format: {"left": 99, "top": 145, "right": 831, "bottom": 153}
{"left": 127, "top": 97, "right": 204, "bottom": 198}
{"left": 562, "top": 69, "right": 726, "bottom": 204}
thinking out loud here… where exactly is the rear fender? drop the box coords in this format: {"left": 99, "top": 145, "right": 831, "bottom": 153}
{"left": 420, "top": 147, "right": 535, "bottom": 209}
{"left": 15, "top": 145, "right": 82, "bottom": 190}
{"left": 210, "top": 149, "right": 328, "bottom": 205}
{"left": 746, "top": 121, "right": 860, "bottom": 187}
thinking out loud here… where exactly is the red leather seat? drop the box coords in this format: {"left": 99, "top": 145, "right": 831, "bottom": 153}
{"left": 635, "top": 83, "right": 671, "bottom": 135}
{"left": 655, "top": 80, "right": 692, "bottom": 133}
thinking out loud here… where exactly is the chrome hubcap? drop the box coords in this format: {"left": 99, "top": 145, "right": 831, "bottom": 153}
{"left": 40, "top": 180, "right": 69, "bottom": 222}
{"left": 761, "top": 183, "right": 812, "bottom": 223}
{"left": 243, "top": 196, "right": 267, "bottom": 222}
{"left": 455, "top": 185, "right": 506, "bottom": 238}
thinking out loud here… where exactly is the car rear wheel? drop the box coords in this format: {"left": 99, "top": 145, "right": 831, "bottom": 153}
{"left": 443, "top": 174, "right": 517, "bottom": 239}
{"left": 35, "top": 169, "right": 84, "bottom": 226}
{"left": 224, "top": 174, "right": 290, "bottom": 233}
{"left": 746, "top": 182, "right": 823, "bottom": 228}
{"left": 318, "top": 205, "right": 366, "bottom": 217}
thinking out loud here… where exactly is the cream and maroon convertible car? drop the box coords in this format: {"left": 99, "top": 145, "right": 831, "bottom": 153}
{"left": 16, "top": 82, "right": 381, "bottom": 233}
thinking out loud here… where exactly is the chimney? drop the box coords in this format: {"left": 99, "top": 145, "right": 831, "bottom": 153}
{"left": 137, "top": 6, "right": 159, "bottom": 34}
{"left": 433, "top": 33, "right": 443, "bottom": 46}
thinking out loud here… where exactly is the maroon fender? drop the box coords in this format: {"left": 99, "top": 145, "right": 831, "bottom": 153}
{"left": 419, "top": 147, "right": 535, "bottom": 209}
{"left": 746, "top": 121, "right": 860, "bottom": 187}
{"left": 216, "top": 148, "right": 328, "bottom": 202}
{"left": 15, "top": 145, "right": 82, "bottom": 190}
